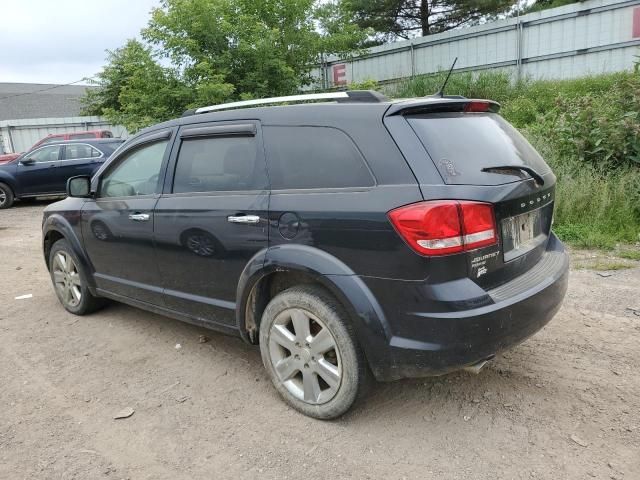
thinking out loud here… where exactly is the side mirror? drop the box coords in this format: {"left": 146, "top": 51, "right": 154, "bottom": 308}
{"left": 67, "top": 176, "right": 92, "bottom": 198}
{"left": 20, "top": 158, "right": 35, "bottom": 166}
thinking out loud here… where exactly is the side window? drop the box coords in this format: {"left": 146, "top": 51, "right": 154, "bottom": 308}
{"left": 63, "top": 144, "right": 101, "bottom": 160}
{"left": 172, "top": 135, "right": 266, "bottom": 193}
{"left": 100, "top": 140, "right": 168, "bottom": 198}
{"left": 26, "top": 145, "right": 61, "bottom": 163}
{"left": 264, "top": 126, "right": 374, "bottom": 190}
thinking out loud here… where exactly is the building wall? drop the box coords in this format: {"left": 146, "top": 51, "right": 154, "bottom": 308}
{"left": 0, "top": 116, "right": 129, "bottom": 154}
{"left": 313, "top": 0, "right": 640, "bottom": 88}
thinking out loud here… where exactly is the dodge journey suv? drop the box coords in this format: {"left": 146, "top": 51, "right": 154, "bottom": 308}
{"left": 42, "top": 91, "right": 569, "bottom": 419}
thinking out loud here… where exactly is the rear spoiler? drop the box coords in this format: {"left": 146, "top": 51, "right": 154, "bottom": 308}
{"left": 385, "top": 98, "right": 500, "bottom": 116}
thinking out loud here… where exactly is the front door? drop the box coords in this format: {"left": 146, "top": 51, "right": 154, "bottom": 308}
{"left": 16, "top": 145, "right": 62, "bottom": 195}
{"left": 81, "top": 130, "right": 174, "bottom": 305}
{"left": 154, "top": 121, "right": 269, "bottom": 328}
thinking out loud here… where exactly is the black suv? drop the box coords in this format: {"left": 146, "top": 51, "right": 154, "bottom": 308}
{"left": 42, "top": 91, "right": 569, "bottom": 419}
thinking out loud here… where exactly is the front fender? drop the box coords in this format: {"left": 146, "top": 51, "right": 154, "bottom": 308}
{"left": 42, "top": 213, "right": 97, "bottom": 292}
{"left": 236, "top": 244, "right": 392, "bottom": 372}
{"left": 0, "top": 170, "right": 18, "bottom": 196}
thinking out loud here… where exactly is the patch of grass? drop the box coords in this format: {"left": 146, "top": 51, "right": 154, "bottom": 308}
{"left": 574, "top": 260, "right": 635, "bottom": 271}
{"left": 616, "top": 249, "right": 640, "bottom": 260}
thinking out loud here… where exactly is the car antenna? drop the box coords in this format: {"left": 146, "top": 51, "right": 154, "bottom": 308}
{"left": 433, "top": 57, "right": 458, "bottom": 98}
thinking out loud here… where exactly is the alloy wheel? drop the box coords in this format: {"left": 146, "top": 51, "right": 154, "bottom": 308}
{"left": 268, "top": 308, "right": 342, "bottom": 404}
{"left": 52, "top": 251, "right": 82, "bottom": 308}
{"left": 0, "top": 189, "right": 6, "bottom": 207}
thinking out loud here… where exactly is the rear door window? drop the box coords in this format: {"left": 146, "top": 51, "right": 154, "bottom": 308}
{"left": 264, "top": 126, "right": 374, "bottom": 190}
{"left": 63, "top": 144, "right": 101, "bottom": 160}
{"left": 172, "top": 135, "right": 266, "bottom": 193}
{"left": 406, "top": 113, "right": 550, "bottom": 185}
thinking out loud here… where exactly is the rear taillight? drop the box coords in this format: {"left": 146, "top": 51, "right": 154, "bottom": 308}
{"left": 388, "top": 200, "right": 497, "bottom": 256}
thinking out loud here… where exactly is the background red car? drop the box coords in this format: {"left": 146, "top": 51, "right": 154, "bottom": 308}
{"left": 0, "top": 130, "right": 113, "bottom": 164}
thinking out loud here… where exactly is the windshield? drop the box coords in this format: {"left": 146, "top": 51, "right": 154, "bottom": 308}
{"left": 406, "top": 113, "right": 550, "bottom": 185}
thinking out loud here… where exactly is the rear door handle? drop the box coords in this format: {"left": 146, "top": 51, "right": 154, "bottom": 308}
{"left": 129, "top": 213, "right": 150, "bottom": 222}
{"left": 227, "top": 215, "right": 260, "bottom": 224}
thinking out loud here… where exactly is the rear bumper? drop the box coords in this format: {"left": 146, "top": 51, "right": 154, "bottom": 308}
{"left": 361, "top": 234, "right": 569, "bottom": 381}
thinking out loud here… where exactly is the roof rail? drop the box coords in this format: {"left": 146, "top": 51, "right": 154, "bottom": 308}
{"left": 183, "top": 90, "right": 388, "bottom": 116}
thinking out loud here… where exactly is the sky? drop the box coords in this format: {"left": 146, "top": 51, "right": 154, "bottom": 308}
{"left": 0, "top": 0, "right": 161, "bottom": 85}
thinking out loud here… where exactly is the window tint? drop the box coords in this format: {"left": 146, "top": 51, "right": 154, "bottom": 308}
{"left": 173, "top": 135, "right": 266, "bottom": 193}
{"left": 27, "top": 145, "right": 61, "bottom": 163}
{"left": 63, "top": 144, "right": 101, "bottom": 160}
{"left": 264, "top": 126, "right": 374, "bottom": 189}
{"left": 100, "top": 140, "right": 168, "bottom": 198}
{"left": 406, "top": 113, "right": 551, "bottom": 186}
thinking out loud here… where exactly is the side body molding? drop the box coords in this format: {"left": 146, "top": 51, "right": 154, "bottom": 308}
{"left": 236, "top": 244, "right": 392, "bottom": 370}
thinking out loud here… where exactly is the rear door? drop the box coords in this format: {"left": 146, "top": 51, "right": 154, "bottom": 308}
{"left": 81, "top": 129, "right": 174, "bottom": 305}
{"left": 386, "top": 107, "right": 556, "bottom": 288}
{"left": 16, "top": 144, "right": 62, "bottom": 195}
{"left": 154, "top": 121, "right": 269, "bottom": 328}
{"left": 57, "top": 143, "right": 105, "bottom": 190}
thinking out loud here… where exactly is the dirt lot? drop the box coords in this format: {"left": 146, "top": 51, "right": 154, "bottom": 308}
{"left": 1, "top": 201, "right": 639, "bottom": 480}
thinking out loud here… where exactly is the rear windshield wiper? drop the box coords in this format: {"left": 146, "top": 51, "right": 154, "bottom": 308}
{"left": 481, "top": 165, "right": 544, "bottom": 186}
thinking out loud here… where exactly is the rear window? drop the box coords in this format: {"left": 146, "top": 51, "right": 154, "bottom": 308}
{"left": 264, "top": 126, "right": 374, "bottom": 190}
{"left": 407, "top": 113, "right": 550, "bottom": 185}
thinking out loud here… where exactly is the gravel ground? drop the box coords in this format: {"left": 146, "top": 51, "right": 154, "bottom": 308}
{"left": 1, "top": 201, "right": 639, "bottom": 480}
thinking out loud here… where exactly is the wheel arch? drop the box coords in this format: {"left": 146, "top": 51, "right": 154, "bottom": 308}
{"left": 43, "top": 215, "right": 97, "bottom": 292}
{"left": 236, "top": 245, "right": 392, "bottom": 367}
{"left": 0, "top": 173, "right": 18, "bottom": 197}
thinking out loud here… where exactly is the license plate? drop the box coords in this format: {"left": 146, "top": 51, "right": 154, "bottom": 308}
{"left": 501, "top": 209, "right": 545, "bottom": 261}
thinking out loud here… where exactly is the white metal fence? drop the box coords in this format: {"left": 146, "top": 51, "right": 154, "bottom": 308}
{"left": 0, "top": 116, "right": 129, "bottom": 154}
{"left": 313, "top": 0, "right": 640, "bottom": 88}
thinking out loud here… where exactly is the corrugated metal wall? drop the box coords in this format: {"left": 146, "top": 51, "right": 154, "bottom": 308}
{"left": 0, "top": 116, "right": 129, "bottom": 154}
{"left": 313, "top": 0, "right": 640, "bottom": 88}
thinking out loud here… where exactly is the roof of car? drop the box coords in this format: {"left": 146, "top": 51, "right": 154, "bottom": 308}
{"left": 133, "top": 93, "right": 497, "bottom": 139}
{"left": 39, "top": 138, "right": 125, "bottom": 147}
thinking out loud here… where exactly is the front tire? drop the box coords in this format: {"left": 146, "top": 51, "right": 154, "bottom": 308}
{"left": 259, "top": 285, "right": 369, "bottom": 419}
{"left": 0, "top": 182, "right": 14, "bottom": 209}
{"left": 49, "top": 239, "right": 105, "bottom": 315}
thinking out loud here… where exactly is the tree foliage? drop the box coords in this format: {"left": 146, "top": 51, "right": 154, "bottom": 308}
{"left": 522, "top": 0, "right": 584, "bottom": 14}
{"left": 83, "top": 0, "right": 368, "bottom": 131}
{"left": 343, "top": 0, "right": 514, "bottom": 41}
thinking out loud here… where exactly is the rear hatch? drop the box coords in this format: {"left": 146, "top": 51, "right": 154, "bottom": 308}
{"left": 385, "top": 99, "right": 556, "bottom": 290}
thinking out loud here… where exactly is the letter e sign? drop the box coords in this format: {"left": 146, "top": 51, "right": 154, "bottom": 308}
{"left": 333, "top": 64, "right": 347, "bottom": 86}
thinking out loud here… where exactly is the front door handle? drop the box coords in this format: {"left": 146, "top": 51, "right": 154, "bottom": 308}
{"left": 129, "top": 213, "right": 150, "bottom": 222}
{"left": 227, "top": 215, "right": 260, "bottom": 224}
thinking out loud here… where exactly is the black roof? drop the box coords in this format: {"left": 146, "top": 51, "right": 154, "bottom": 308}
{"left": 134, "top": 95, "right": 497, "bottom": 138}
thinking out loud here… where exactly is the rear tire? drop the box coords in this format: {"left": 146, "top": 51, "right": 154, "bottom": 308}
{"left": 0, "top": 182, "right": 14, "bottom": 209}
{"left": 49, "top": 239, "right": 105, "bottom": 315}
{"left": 259, "top": 285, "right": 369, "bottom": 419}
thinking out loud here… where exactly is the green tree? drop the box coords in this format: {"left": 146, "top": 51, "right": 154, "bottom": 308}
{"left": 143, "top": 0, "right": 367, "bottom": 99}
{"left": 522, "top": 0, "right": 584, "bottom": 14}
{"left": 82, "top": 39, "right": 229, "bottom": 132}
{"left": 84, "top": 0, "right": 366, "bottom": 131}
{"left": 343, "top": 0, "right": 515, "bottom": 41}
